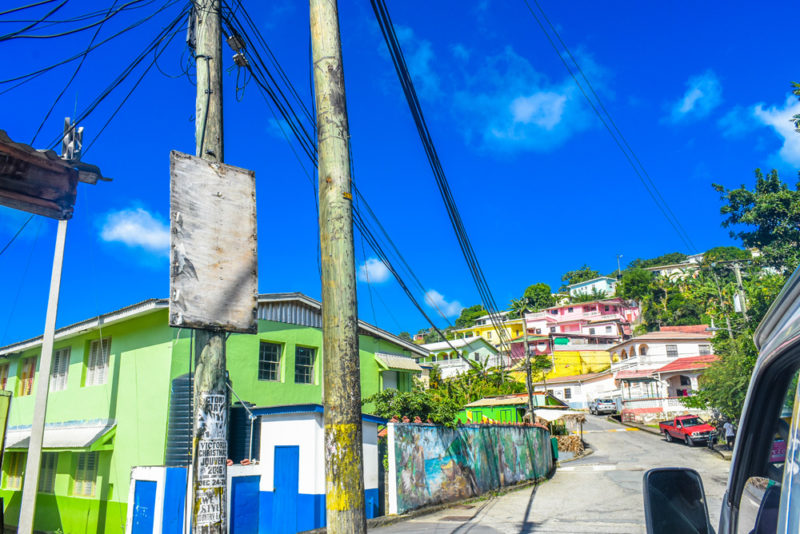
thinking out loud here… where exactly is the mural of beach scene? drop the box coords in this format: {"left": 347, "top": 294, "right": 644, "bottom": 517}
{"left": 388, "top": 423, "right": 554, "bottom": 514}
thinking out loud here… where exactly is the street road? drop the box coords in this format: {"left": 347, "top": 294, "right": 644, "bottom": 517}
{"left": 371, "top": 415, "right": 731, "bottom": 533}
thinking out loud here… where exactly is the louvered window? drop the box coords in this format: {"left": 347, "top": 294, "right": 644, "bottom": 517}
{"left": 18, "top": 357, "right": 37, "bottom": 396}
{"left": 38, "top": 452, "right": 57, "bottom": 493}
{"left": 50, "top": 348, "right": 70, "bottom": 392}
{"left": 85, "top": 339, "right": 110, "bottom": 387}
{"left": 5, "top": 452, "right": 25, "bottom": 490}
{"left": 73, "top": 452, "right": 98, "bottom": 497}
{"left": 0, "top": 364, "right": 8, "bottom": 390}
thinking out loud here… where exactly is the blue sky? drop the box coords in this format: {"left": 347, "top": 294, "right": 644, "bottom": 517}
{"left": 1, "top": 0, "right": 799, "bottom": 342}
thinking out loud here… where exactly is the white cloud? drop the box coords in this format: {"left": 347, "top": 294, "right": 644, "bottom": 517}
{"left": 357, "top": 258, "right": 391, "bottom": 283}
{"left": 100, "top": 207, "right": 169, "bottom": 254}
{"left": 424, "top": 289, "right": 463, "bottom": 317}
{"left": 717, "top": 105, "right": 757, "bottom": 138}
{"left": 753, "top": 94, "right": 800, "bottom": 167}
{"left": 454, "top": 47, "right": 596, "bottom": 152}
{"left": 667, "top": 70, "right": 722, "bottom": 123}
{"left": 395, "top": 25, "right": 440, "bottom": 99}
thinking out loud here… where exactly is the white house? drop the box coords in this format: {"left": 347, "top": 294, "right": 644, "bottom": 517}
{"left": 608, "top": 327, "right": 717, "bottom": 422}
{"left": 566, "top": 276, "right": 618, "bottom": 298}
{"left": 532, "top": 371, "right": 617, "bottom": 410}
{"left": 418, "top": 337, "right": 501, "bottom": 378}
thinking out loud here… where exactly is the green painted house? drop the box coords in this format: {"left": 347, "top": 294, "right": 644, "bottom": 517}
{"left": 0, "top": 292, "right": 424, "bottom": 533}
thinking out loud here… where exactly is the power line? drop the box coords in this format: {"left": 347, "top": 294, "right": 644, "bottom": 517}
{"left": 370, "top": 0, "right": 513, "bottom": 353}
{"left": 0, "top": 0, "right": 149, "bottom": 41}
{"left": 0, "top": 215, "right": 34, "bottom": 257}
{"left": 221, "top": 2, "right": 473, "bottom": 360}
{"left": 0, "top": 1, "right": 58, "bottom": 18}
{"left": 0, "top": 0, "right": 183, "bottom": 94}
{"left": 30, "top": 1, "right": 121, "bottom": 145}
{"left": 520, "top": 0, "right": 697, "bottom": 253}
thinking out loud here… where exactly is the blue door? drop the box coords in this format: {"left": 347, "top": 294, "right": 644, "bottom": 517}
{"left": 131, "top": 480, "right": 157, "bottom": 534}
{"left": 231, "top": 476, "right": 260, "bottom": 534}
{"left": 273, "top": 446, "right": 299, "bottom": 534}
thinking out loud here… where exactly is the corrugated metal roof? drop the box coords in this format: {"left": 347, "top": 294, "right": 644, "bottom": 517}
{"left": 420, "top": 337, "right": 497, "bottom": 353}
{"left": 375, "top": 353, "right": 423, "bottom": 372}
{"left": 6, "top": 420, "right": 115, "bottom": 449}
{"left": 0, "top": 292, "right": 427, "bottom": 358}
{"left": 655, "top": 355, "right": 718, "bottom": 373}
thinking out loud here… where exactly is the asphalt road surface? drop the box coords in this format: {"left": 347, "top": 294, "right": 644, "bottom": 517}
{"left": 371, "top": 415, "right": 731, "bottom": 533}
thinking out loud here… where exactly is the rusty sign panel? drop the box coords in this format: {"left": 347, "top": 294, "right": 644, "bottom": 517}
{"left": 169, "top": 151, "right": 258, "bottom": 333}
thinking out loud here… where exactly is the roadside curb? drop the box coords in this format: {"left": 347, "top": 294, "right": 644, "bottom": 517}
{"left": 558, "top": 445, "right": 594, "bottom": 464}
{"left": 614, "top": 418, "right": 662, "bottom": 436}
{"left": 302, "top": 478, "right": 547, "bottom": 533}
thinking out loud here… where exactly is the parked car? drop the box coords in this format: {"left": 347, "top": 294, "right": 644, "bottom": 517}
{"left": 658, "top": 415, "right": 716, "bottom": 446}
{"left": 589, "top": 398, "right": 616, "bottom": 415}
{"left": 642, "top": 268, "right": 800, "bottom": 533}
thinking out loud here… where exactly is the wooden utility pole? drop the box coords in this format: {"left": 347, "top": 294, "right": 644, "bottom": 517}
{"left": 310, "top": 1, "right": 367, "bottom": 532}
{"left": 521, "top": 312, "right": 535, "bottom": 420}
{"left": 733, "top": 262, "right": 749, "bottom": 323}
{"left": 191, "top": 1, "right": 228, "bottom": 532}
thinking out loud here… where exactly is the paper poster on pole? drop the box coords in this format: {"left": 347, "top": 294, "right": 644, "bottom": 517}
{"left": 169, "top": 151, "right": 258, "bottom": 333}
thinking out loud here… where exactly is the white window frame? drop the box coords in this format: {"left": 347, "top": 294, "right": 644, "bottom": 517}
{"left": 699, "top": 344, "right": 712, "bottom": 356}
{"left": 85, "top": 339, "right": 110, "bottom": 387}
{"left": 50, "top": 347, "right": 70, "bottom": 392}
{"left": 258, "top": 342, "right": 282, "bottom": 382}
{"left": 666, "top": 344, "right": 679, "bottom": 357}
{"left": 38, "top": 452, "right": 57, "bottom": 493}
{"left": 73, "top": 452, "right": 98, "bottom": 497}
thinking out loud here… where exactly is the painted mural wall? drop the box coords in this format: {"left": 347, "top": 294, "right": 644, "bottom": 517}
{"left": 388, "top": 423, "right": 553, "bottom": 514}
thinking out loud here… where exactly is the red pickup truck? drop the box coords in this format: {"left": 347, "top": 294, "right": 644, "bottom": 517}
{"left": 658, "top": 415, "right": 716, "bottom": 446}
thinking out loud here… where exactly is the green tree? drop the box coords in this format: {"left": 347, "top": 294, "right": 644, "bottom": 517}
{"left": 398, "top": 331, "right": 412, "bottom": 342}
{"left": 509, "top": 283, "right": 556, "bottom": 317}
{"left": 713, "top": 169, "right": 800, "bottom": 272}
{"left": 792, "top": 81, "right": 800, "bottom": 132}
{"left": 362, "top": 387, "right": 461, "bottom": 427}
{"left": 703, "top": 246, "right": 751, "bottom": 263}
{"left": 618, "top": 268, "right": 654, "bottom": 301}
{"left": 628, "top": 252, "right": 687, "bottom": 269}
{"left": 455, "top": 304, "right": 487, "bottom": 328}
{"left": 559, "top": 265, "right": 600, "bottom": 291}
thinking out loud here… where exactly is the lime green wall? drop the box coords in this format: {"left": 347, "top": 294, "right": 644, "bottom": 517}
{"left": 224, "top": 319, "right": 419, "bottom": 410}
{"left": 2, "top": 309, "right": 173, "bottom": 533}
{"left": 0, "top": 308, "right": 419, "bottom": 533}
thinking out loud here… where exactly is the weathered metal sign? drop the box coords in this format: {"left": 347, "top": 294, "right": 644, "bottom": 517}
{"left": 169, "top": 151, "right": 258, "bottom": 333}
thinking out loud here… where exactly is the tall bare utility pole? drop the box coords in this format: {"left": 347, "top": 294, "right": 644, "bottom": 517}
{"left": 521, "top": 313, "right": 535, "bottom": 420}
{"left": 310, "top": 0, "right": 367, "bottom": 532}
{"left": 192, "top": 1, "right": 227, "bottom": 532}
{"left": 733, "top": 262, "right": 749, "bottom": 323}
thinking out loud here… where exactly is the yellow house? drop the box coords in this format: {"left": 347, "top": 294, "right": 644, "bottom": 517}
{"left": 511, "top": 347, "right": 612, "bottom": 383}
{"left": 451, "top": 313, "right": 524, "bottom": 348}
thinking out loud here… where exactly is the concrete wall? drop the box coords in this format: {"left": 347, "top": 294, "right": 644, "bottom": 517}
{"left": 387, "top": 423, "right": 553, "bottom": 514}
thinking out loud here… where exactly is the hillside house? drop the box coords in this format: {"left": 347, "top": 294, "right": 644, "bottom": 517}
{"left": 0, "top": 293, "right": 423, "bottom": 534}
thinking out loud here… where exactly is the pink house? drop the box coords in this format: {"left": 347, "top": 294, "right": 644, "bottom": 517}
{"left": 523, "top": 298, "right": 640, "bottom": 344}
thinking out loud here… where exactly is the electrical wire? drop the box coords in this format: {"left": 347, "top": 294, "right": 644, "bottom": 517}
{"left": 0, "top": 1, "right": 57, "bottom": 18}
{"left": 30, "top": 0, "right": 121, "bottom": 145}
{"left": 221, "top": 1, "right": 474, "bottom": 361}
{"left": 0, "top": 215, "right": 34, "bottom": 257}
{"left": 371, "top": 0, "right": 513, "bottom": 353}
{"left": 0, "top": 0, "right": 67, "bottom": 41}
{"left": 0, "top": 0, "right": 150, "bottom": 41}
{"left": 520, "top": 0, "right": 697, "bottom": 252}
{"left": 0, "top": 0, "right": 183, "bottom": 93}
{"left": 44, "top": 3, "right": 190, "bottom": 151}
